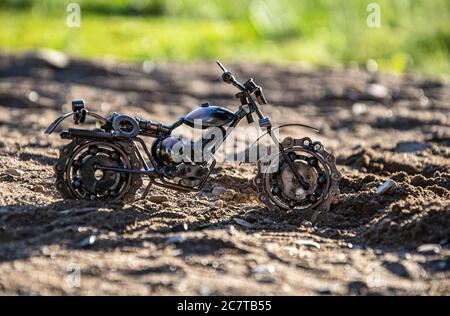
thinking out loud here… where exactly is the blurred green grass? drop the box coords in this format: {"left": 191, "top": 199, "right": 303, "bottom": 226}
{"left": 1, "top": 0, "right": 449, "bottom": 76}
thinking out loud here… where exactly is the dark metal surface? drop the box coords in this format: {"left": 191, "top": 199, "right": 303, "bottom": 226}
{"left": 152, "top": 136, "right": 184, "bottom": 166}
{"left": 183, "top": 105, "right": 235, "bottom": 128}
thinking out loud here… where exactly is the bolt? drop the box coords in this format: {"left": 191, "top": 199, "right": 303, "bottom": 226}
{"left": 73, "top": 159, "right": 82, "bottom": 168}
{"left": 308, "top": 157, "right": 318, "bottom": 167}
{"left": 71, "top": 177, "right": 81, "bottom": 188}
{"left": 271, "top": 185, "right": 281, "bottom": 195}
{"left": 89, "top": 145, "right": 98, "bottom": 155}
{"left": 318, "top": 175, "right": 326, "bottom": 184}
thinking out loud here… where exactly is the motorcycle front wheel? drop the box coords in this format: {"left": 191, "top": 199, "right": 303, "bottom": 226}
{"left": 253, "top": 136, "right": 341, "bottom": 219}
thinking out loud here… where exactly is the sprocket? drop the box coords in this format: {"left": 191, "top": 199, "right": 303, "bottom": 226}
{"left": 53, "top": 139, "right": 143, "bottom": 203}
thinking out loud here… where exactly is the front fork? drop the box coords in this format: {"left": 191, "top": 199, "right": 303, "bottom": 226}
{"left": 268, "top": 129, "right": 310, "bottom": 190}
{"left": 256, "top": 116, "right": 310, "bottom": 190}
{"left": 240, "top": 90, "right": 310, "bottom": 190}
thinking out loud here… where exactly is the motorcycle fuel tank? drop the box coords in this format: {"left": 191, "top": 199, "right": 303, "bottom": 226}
{"left": 183, "top": 104, "right": 235, "bottom": 128}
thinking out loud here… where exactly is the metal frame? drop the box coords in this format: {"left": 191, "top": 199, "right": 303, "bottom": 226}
{"left": 93, "top": 104, "right": 249, "bottom": 199}
{"left": 47, "top": 61, "right": 340, "bottom": 214}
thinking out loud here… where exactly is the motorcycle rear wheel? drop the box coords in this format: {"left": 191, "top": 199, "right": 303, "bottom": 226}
{"left": 53, "top": 139, "right": 143, "bottom": 203}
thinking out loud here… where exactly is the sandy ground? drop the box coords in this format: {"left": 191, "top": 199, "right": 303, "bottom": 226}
{"left": 0, "top": 53, "right": 449, "bottom": 295}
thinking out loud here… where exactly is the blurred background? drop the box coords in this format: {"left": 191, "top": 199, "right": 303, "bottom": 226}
{"left": 1, "top": 0, "right": 449, "bottom": 77}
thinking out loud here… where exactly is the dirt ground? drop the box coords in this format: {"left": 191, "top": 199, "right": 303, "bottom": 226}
{"left": 0, "top": 53, "right": 449, "bottom": 295}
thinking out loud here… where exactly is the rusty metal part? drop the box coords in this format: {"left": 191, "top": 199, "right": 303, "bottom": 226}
{"left": 54, "top": 139, "right": 143, "bottom": 203}
{"left": 253, "top": 136, "right": 341, "bottom": 221}
{"left": 280, "top": 160, "right": 318, "bottom": 200}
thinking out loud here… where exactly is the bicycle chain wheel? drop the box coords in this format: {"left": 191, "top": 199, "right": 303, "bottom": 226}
{"left": 253, "top": 136, "right": 341, "bottom": 220}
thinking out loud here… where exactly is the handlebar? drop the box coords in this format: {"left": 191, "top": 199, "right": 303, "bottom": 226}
{"left": 217, "top": 61, "right": 246, "bottom": 91}
{"left": 216, "top": 61, "right": 267, "bottom": 105}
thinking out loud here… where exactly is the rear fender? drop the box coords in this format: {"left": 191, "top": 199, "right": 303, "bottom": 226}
{"left": 45, "top": 111, "right": 108, "bottom": 135}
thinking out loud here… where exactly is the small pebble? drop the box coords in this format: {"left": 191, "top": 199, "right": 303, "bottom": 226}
{"left": 171, "top": 222, "right": 189, "bottom": 232}
{"left": 376, "top": 179, "right": 396, "bottom": 194}
{"left": 352, "top": 103, "right": 367, "bottom": 115}
{"left": 28, "top": 91, "right": 39, "bottom": 102}
{"left": 33, "top": 184, "right": 45, "bottom": 193}
{"left": 252, "top": 265, "right": 276, "bottom": 274}
{"left": 142, "top": 60, "right": 155, "bottom": 73}
{"left": 227, "top": 225, "right": 237, "bottom": 235}
{"left": 5, "top": 168, "right": 25, "bottom": 177}
{"left": 281, "top": 283, "right": 291, "bottom": 292}
{"left": 149, "top": 195, "right": 169, "bottom": 204}
{"left": 295, "top": 239, "right": 321, "bottom": 249}
{"left": 367, "top": 83, "right": 389, "bottom": 99}
{"left": 419, "top": 95, "right": 429, "bottom": 107}
{"left": 78, "top": 235, "right": 96, "bottom": 248}
{"left": 417, "top": 243, "right": 441, "bottom": 255}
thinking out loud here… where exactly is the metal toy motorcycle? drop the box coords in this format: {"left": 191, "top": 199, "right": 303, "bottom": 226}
{"left": 45, "top": 61, "right": 341, "bottom": 216}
